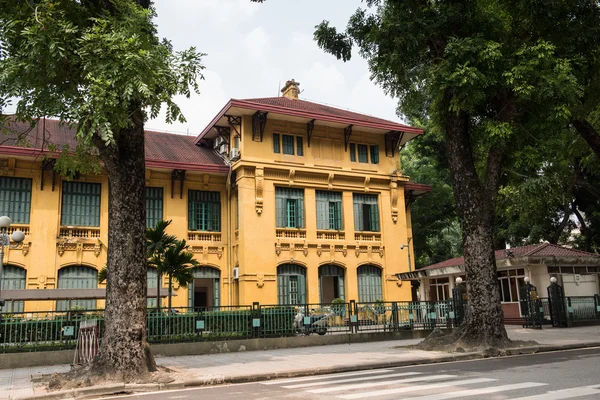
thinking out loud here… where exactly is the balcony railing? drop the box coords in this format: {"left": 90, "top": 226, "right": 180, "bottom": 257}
{"left": 354, "top": 232, "right": 382, "bottom": 242}
{"left": 317, "top": 230, "right": 345, "bottom": 240}
{"left": 59, "top": 227, "right": 101, "bottom": 239}
{"left": 187, "top": 232, "right": 222, "bottom": 242}
{"left": 6, "top": 224, "right": 30, "bottom": 236}
{"left": 276, "top": 228, "right": 307, "bottom": 239}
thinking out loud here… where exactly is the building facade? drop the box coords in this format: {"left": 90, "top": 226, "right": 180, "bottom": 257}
{"left": 0, "top": 79, "right": 428, "bottom": 311}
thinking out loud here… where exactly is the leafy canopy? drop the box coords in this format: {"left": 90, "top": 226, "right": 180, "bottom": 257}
{"left": 0, "top": 0, "right": 205, "bottom": 144}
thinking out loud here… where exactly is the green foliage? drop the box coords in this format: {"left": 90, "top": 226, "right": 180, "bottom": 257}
{"left": 330, "top": 298, "right": 347, "bottom": 317}
{"left": 0, "top": 0, "right": 205, "bottom": 168}
{"left": 146, "top": 220, "right": 178, "bottom": 259}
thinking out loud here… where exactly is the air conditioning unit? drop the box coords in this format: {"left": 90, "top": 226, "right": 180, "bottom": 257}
{"left": 214, "top": 136, "right": 224, "bottom": 149}
{"left": 230, "top": 148, "right": 240, "bottom": 160}
{"left": 233, "top": 267, "right": 240, "bottom": 280}
{"left": 219, "top": 143, "right": 228, "bottom": 155}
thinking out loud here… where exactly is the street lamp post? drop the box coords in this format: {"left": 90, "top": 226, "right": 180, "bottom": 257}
{"left": 0, "top": 216, "right": 26, "bottom": 311}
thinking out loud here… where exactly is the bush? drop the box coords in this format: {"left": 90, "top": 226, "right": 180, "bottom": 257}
{"left": 331, "top": 298, "right": 347, "bottom": 317}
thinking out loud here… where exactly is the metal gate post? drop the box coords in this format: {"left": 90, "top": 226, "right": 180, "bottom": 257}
{"left": 520, "top": 277, "right": 542, "bottom": 329}
{"left": 547, "top": 278, "right": 568, "bottom": 327}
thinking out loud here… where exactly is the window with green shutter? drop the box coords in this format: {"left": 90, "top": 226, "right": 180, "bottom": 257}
{"left": 56, "top": 265, "right": 98, "bottom": 311}
{"left": 146, "top": 187, "right": 163, "bottom": 229}
{"left": 349, "top": 143, "right": 356, "bottom": 162}
{"left": 296, "top": 136, "right": 304, "bottom": 156}
{"left": 316, "top": 191, "right": 342, "bottom": 230}
{"left": 277, "top": 264, "right": 307, "bottom": 304}
{"left": 282, "top": 134, "right": 295, "bottom": 155}
{"left": 188, "top": 190, "right": 221, "bottom": 231}
{"left": 357, "top": 144, "right": 369, "bottom": 163}
{"left": 273, "top": 133, "right": 280, "bottom": 153}
{"left": 1, "top": 265, "right": 26, "bottom": 313}
{"left": 0, "top": 177, "right": 32, "bottom": 224}
{"left": 357, "top": 265, "right": 383, "bottom": 302}
{"left": 353, "top": 194, "right": 380, "bottom": 232}
{"left": 370, "top": 145, "right": 379, "bottom": 164}
{"left": 61, "top": 181, "right": 101, "bottom": 227}
{"left": 275, "top": 187, "right": 304, "bottom": 228}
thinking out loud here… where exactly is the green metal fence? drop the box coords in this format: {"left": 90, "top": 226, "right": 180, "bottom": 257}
{"left": 0, "top": 300, "right": 460, "bottom": 353}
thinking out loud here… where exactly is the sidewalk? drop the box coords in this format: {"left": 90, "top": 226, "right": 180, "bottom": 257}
{"left": 3, "top": 325, "right": 600, "bottom": 400}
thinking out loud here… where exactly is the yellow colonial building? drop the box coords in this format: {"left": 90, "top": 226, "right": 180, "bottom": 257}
{"left": 0, "top": 79, "right": 429, "bottom": 312}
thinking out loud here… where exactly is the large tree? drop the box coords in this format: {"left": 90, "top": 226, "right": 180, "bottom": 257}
{"left": 0, "top": 0, "right": 203, "bottom": 379}
{"left": 315, "top": 0, "right": 586, "bottom": 349}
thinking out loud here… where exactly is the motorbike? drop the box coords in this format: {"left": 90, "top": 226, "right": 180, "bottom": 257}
{"left": 293, "top": 307, "right": 330, "bottom": 336}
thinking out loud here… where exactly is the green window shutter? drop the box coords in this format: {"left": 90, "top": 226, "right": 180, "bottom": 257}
{"left": 57, "top": 266, "right": 98, "bottom": 311}
{"left": 275, "top": 191, "right": 286, "bottom": 227}
{"left": 316, "top": 194, "right": 329, "bottom": 230}
{"left": 0, "top": 177, "right": 32, "bottom": 224}
{"left": 353, "top": 200, "right": 363, "bottom": 231}
{"left": 147, "top": 268, "right": 158, "bottom": 308}
{"left": 1, "top": 265, "right": 26, "bottom": 312}
{"left": 357, "top": 265, "right": 382, "bottom": 302}
{"left": 188, "top": 190, "right": 220, "bottom": 231}
{"left": 334, "top": 201, "right": 342, "bottom": 230}
{"left": 349, "top": 143, "right": 356, "bottom": 162}
{"left": 273, "top": 133, "right": 280, "bottom": 153}
{"left": 370, "top": 145, "right": 379, "bottom": 164}
{"left": 146, "top": 187, "right": 163, "bottom": 229}
{"left": 296, "top": 136, "right": 304, "bottom": 156}
{"left": 61, "top": 182, "right": 101, "bottom": 227}
{"left": 370, "top": 203, "right": 380, "bottom": 231}
{"left": 296, "top": 196, "right": 304, "bottom": 228}
{"left": 357, "top": 144, "right": 368, "bottom": 163}
{"left": 277, "top": 264, "right": 307, "bottom": 304}
{"left": 282, "top": 135, "right": 295, "bottom": 155}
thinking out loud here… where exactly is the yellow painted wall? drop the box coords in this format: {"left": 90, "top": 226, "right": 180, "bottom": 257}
{"left": 1, "top": 112, "right": 416, "bottom": 311}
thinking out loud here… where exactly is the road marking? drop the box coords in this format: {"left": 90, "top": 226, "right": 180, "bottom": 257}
{"left": 390, "top": 382, "right": 547, "bottom": 400}
{"left": 282, "top": 372, "right": 421, "bottom": 389}
{"left": 307, "top": 374, "right": 460, "bottom": 393}
{"left": 335, "top": 377, "right": 496, "bottom": 398}
{"left": 508, "top": 385, "right": 600, "bottom": 399}
{"left": 260, "top": 369, "right": 394, "bottom": 385}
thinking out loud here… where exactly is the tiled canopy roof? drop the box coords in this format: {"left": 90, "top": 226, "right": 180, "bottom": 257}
{"left": 421, "top": 243, "right": 600, "bottom": 271}
{"left": 0, "top": 118, "right": 227, "bottom": 172}
{"left": 241, "top": 97, "right": 417, "bottom": 130}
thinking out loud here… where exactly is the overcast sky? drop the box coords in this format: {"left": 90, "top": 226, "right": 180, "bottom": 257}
{"left": 147, "top": 0, "right": 401, "bottom": 135}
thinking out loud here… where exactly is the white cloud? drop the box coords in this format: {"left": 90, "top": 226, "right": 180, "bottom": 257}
{"left": 242, "top": 26, "right": 271, "bottom": 62}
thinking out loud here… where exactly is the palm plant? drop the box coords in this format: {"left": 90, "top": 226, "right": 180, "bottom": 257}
{"left": 149, "top": 239, "right": 199, "bottom": 313}
{"left": 146, "top": 220, "right": 177, "bottom": 310}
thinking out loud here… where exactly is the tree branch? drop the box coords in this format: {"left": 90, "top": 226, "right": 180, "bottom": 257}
{"left": 572, "top": 118, "right": 600, "bottom": 159}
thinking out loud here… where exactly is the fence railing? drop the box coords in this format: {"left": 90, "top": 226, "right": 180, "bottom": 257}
{"left": 529, "top": 296, "right": 600, "bottom": 327}
{"left": 0, "top": 300, "right": 464, "bottom": 353}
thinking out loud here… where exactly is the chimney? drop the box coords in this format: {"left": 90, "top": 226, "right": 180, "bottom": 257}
{"left": 281, "top": 79, "right": 300, "bottom": 100}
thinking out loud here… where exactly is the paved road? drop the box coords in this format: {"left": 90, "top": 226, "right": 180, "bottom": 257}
{"left": 102, "top": 347, "right": 600, "bottom": 400}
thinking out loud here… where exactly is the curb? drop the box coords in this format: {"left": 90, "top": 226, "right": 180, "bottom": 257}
{"left": 17, "top": 342, "right": 600, "bottom": 399}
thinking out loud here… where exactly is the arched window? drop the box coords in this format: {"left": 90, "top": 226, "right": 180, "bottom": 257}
{"left": 277, "top": 264, "right": 306, "bottom": 305}
{"left": 57, "top": 265, "right": 98, "bottom": 311}
{"left": 188, "top": 267, "right": 221, "bottom": 310}
{"left": 357, "top": 265, "right": 382, "bottom": 303}
{"left": 319, "top": 264, "right": 345, "bottom": 303}
{"left": 1, "top": 265, "right": 26, "bottom": 313}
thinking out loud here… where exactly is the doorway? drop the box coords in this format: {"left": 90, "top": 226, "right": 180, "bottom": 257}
{"left": 319, "top": 264, "right": 345, "bottom": 303}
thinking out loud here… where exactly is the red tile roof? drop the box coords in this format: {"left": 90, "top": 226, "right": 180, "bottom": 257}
{"left": 0, "top": 118, "right": 227, "bottom": 172}
{"left": 196, "top": 97, "right": 423, "bottom": 143}
{"left": 421, "top": 243, "right": 600, "bottom": 271}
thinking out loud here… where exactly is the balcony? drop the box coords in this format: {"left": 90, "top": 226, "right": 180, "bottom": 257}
{"left": 316, "top": 230, "right": 345, "bottom": 240}
{"left": 59, "top": 227, "right": 101, "bottom": 239}
{"left": 187, "top": 232, "right": 222, "bottom": 242}
{"left": 275, "top": 228, "right": 307, "bottom": 239}
{"left": 354, "top": 232, "right": 382, "bottom": 242}
{"left": 6, "top": 224, "right": 30, "bottom": 236}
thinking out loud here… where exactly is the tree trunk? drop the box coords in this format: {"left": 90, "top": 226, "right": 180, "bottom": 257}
{"left": 443, "top": 110, "right": 510, "bottom": 349}
{"left": 572, "top": 119, "right": 600, "bottom": 159}
{"left": 92, "top": 108, "right": 156, "bottom": 379}
{"left": 168, "top": 274, "right": 173, "bottom": 313}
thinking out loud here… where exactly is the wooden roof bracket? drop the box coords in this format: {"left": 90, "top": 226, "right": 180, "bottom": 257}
{"left": 171, "top": 169, "right": 186, "bottom": 199}
{"left": 40, "top": 158, "right": 57, "bottom": 191}
{"left": 252, "top": 111, "right": 268, "bottom": 142}
{"left": 344, "top": 125, "right": 353, "bottom": 151}
{"left": 215, "top": 126, "right": 231, "bottom": 146}
{"left": 226, "top": 115, "right": 242, "bottom": 141}
{"left": 307, "top": 119, "right": 315, "bottom": 147}
{"left": 385, "top": 131, "right": 403, "bottom": 157}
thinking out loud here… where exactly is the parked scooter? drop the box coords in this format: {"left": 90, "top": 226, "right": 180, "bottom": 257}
{"left": 293, "top": 307, "right": 330, "bottom": 335}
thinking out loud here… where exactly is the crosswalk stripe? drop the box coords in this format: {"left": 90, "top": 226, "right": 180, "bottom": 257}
{"left": 508, "top": 385, "right": 600, "bottom": 400}
{"left": 335, "top": 377, "right": 497, "bottom": 398}
{"left": 391, "top": 382, "right": 548, "bottom": 400}
{"left": 307, "top": 374, "right": 460, "bottom": 394}
{"left": 260, "top": 369, "right": 394, "bottom": 385}
{"left": 282, "top": 372, "right": 421, "bottom": 389}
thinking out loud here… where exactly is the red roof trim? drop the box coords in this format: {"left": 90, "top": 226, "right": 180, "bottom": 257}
{"left": 145, "top": 159, "right": 229, "bottom": 173}
{"left": 405, "top": 182, "right": 433, "bottom": 192}
{"left": 195, "top": 98, "right": 424, "bottom": 143}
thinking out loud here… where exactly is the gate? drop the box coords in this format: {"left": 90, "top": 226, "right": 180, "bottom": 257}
{"left": 520, "top": 279, "right": 543, "bottom": 329}
{"left": 547, "top": 279, "right": 569, "bottom": 327}
{"left": 452, "top": 280, "right": 467, "bottom": 326}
